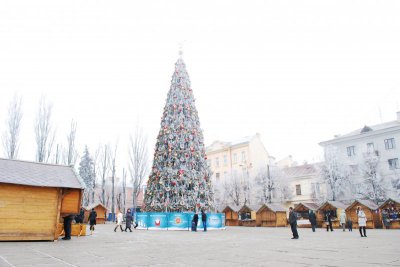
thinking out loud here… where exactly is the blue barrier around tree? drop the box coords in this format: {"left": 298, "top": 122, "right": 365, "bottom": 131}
{"left": 134, "top": 212, "right": 226, "bottom": 230}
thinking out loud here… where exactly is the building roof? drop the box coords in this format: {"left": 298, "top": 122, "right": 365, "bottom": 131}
{"left": 0, "top": 158, "right": 85, "bottom": 189}
{"left": 282, "top": 163, "right": 320, "bottom": 178}
{"left": 318, "top": 201, "right": 349, "bottom": 210}
{"left": 257, "top": 203, "right": 286, "bottom": 213}
{"left": 346, "top": 199, "right": 379, "bottom": 211}
{"left": 206, "top": 134, "right": 261, "bottom": 153}
{"left": 320, "top": 120, "right": 400, "bottom": 145}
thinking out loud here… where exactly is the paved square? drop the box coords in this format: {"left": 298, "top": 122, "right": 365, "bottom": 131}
{"left": 0, "top": 224, "right": 399, "bottom": 267}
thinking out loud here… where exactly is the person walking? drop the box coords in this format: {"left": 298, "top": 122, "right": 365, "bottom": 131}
{"left": 125, "top": 209, "right": 133, "bottom": 232}
{"left": 309, "top": 210, "right": 317, "bottom": 232}
{"left": 357, "top": 206, "right": 367, "bottom": 237}
{"left": 114, "top": 211, "right": 124, "bottom": 232}
{"left": 201, "top": 210, "right": 207, "bottom": 232}
{"left": 339, "top": 210, "right": 347, "bottom": 232}
{"left": 288, "top": 207, "right": 299, "bottom": 239}
{"left": 192, "top": 212, "right": 199, "bottom": 232}
{"left": 325, "top": 211, "right": 333, "bottom": 232}
{"left": 88, "top": 208, "right": 97, "bottom": 235}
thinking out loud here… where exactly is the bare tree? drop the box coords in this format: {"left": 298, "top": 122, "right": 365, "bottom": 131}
{"left": 320, "top": 146, "right": 351, "bottom": 201}
{"left": 91, "top": 146, "right": 101, "bottom": 204}
{"left": 2, "top": 94, "right": 23, "bottom": 159}
{"left": 64, "top": 119, "right": 78, "bottom": 166}
{"left": 97, "top": 144, "right": 110, "bottom": 205}
{"left": 34, "top": 97, "right": 55, "bottom": 163}
{"left": 128, "top": 126, "right": 149, "bottom": 211}
{"left": 122, "top": 168, "right": 127, "bottom": 213}
{"left": 255, "top": 165, "right": 275, "bottom": 204}
{"left": 110, "top": 143, "right": 118, "bottom": 215}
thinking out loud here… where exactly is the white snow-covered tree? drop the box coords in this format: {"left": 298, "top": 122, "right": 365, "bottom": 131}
{"left": 320, "top": 146, "right": 351, "bottom": 201}
{"left": 223, "top": 173, "right": 244, "bottom": 206}
{"left": 255, "top": 165, "right": 293, "bottom": 204}
{"left": 2, "top": 94, "right": 23, "bottom": 159}
{"left": 79, "top": 146, "right": 94, "bottom": 206}
{"left": 358, "top": 153, "right": 388, "bottom": 204}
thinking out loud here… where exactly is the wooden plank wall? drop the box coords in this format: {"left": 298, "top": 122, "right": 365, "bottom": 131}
{"left": 61, "top": 189, "right": 81, "bottom": 215}
{"left": 0, "top": 184, "right": 59, "bottom": 241}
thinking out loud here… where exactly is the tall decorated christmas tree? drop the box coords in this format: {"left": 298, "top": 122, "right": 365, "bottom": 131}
{"left": 144, "top": 54, "right": 213, "bottom": 212}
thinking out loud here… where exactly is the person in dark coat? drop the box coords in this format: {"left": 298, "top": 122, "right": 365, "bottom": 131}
{"left": 309, "top": 210, "right": 317, "bottom": 232}
{"left": 75, "top": 208, "right": 85, "bottom": 224}
{"left": 88, "top": 208, "right": 97, "bottom": 235}
{"left": 125, "top": 209, "right": 133, "bottom": 232}
{"left": 326, "top": 211, "right": 333, "bottom": 232}
{"left": 192, "top": 212, "right": 199, "bottom": 232}
{"left": 201, "top": 210, "right": 207, "bottom": 232}
{"left": 288, "top": 207, "right": 299, "bottom": 239}
{"left": 62, "top": 214, "right": 74, "bottom": 240}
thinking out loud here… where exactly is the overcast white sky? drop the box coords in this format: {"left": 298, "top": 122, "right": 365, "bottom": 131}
{"left": 1, "top": 0, "right": 399, "bottom": 173}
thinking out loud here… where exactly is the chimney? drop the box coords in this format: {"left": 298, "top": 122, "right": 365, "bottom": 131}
{"left": 397, "top": 111, "right": 400, "bottom": 122}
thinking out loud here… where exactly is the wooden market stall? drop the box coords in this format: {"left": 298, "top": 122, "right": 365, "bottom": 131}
{"left": 293, "top": 202, "right": 320, "bottom": 228}
{"left": 256, "top": 203, "right": 287, "bottom": 227}
{"left": 0, "top": 158, "right": 85, "bottom": 241}
{"left": 84, "top": 203, "right": 108, "bottom": 224}
{"left": 317, "top": 201, "right": 349, "bottom": 229}
{"left": 238, "top": 204, "right": 260, "bottom": 227}
{"left": 222, "top": 205, "right": 241, "bottom": 226}
{"left": 379, "top": 198, "right": 400, "bottom": 229}
{"left": 346, "top": 199, "right": 382, "bottom": 229}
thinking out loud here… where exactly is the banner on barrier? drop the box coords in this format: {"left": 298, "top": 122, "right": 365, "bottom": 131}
{"left": 167, "top": 212, "right": 190, "bottom": 230}
{"left": 147, "top": 212, "right": 168, "bottom": 230}
{"left": 134, "top": 212, "right": 225, "bottom": 230}
{"left": 136, "top": 213, "right": 148, "bottom": 230}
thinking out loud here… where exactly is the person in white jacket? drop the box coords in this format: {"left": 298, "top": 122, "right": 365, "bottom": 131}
{"left": 114, "top": 211, "right": 124, "bottom": 232}
{"left": 339, "top": 210, "right": 347, "bottom": 232}
{"left": 357, "top": 206, "right": 367, "bottom": 237}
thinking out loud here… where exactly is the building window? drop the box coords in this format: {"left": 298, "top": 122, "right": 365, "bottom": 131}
{"left": 223, "top": 171, "right": 227, "bottom": 179}
{"left": 215, "top": 157, "right": 219, "bottom": 168}
{"left": 223, "top": 155, "right": 228, "bottom": 166}
{"left": 346, "top": 146, "right": 356, "bottom": 157}
{"left": 388, "top": 158, "right": 399, "bottom": 170}
{"left": 233, "top": 153, "right": 237, "bottom": 164}
{"left": 296, "top": 184, "right": 302, "bottom": 196}
{"left": 215, "top": 172, "right": 220, "bottom": 181}
{"left": 385, "top": 138, "right": 396, "bottom": 150}
{"left": 367, "top": 142, "right": 374, "bottom": 153}
{"left": 241, "top": 151, "right": 246, "bottom": 162}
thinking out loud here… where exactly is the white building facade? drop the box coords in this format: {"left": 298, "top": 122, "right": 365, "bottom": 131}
{"left": 319, "top": 111, "right": 400, "bottom": 199}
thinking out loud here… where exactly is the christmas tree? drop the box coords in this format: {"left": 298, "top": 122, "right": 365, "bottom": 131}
{"left": 143, "top": 54, "right": 213, "bottom": 212}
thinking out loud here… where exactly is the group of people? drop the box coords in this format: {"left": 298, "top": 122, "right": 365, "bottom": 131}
{"left": 62, "top": 208, "right": 97, "bottom": 241}
{"left": 114, "top": 209, "right": 138, "bottom": 232}
{"left": 288, "top": 206, "right": 368, "bottom": 239}
{"left": 382, "top": 207, "right": 399, "bottom": 228}
{"left": 191, "top": 210, "right": 207, "bottom": 232}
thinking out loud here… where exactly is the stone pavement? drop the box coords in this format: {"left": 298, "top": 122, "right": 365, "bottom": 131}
{"left": 0, "top": 224, "right": 399, "bottom": 267}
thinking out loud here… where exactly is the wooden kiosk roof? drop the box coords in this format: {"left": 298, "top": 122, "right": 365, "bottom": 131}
{"left": 85, "top": 202, "right": 107, "bottom": 211}
{"left": 257, "top": 203, "right": 286, "bottom": 213}
{"left": 222, "top": 205, "right": 241, "bottom": 213}
{"left": 379, "top": 198, "right": 400, "bottom": 209}
{"left": 0, "top": 158, "right": 85, "bottom": 189}
{"left": 346, "top": 199, "right": 379, "bottom": 211}
{"left": 294, "top": 202, "right": 320, "bottom": 212}
{"left": 318, "top": 201, "right": 349, "bottom": 211}
{"left": 239, "top": 204, "right": 261, "bottom": 213}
